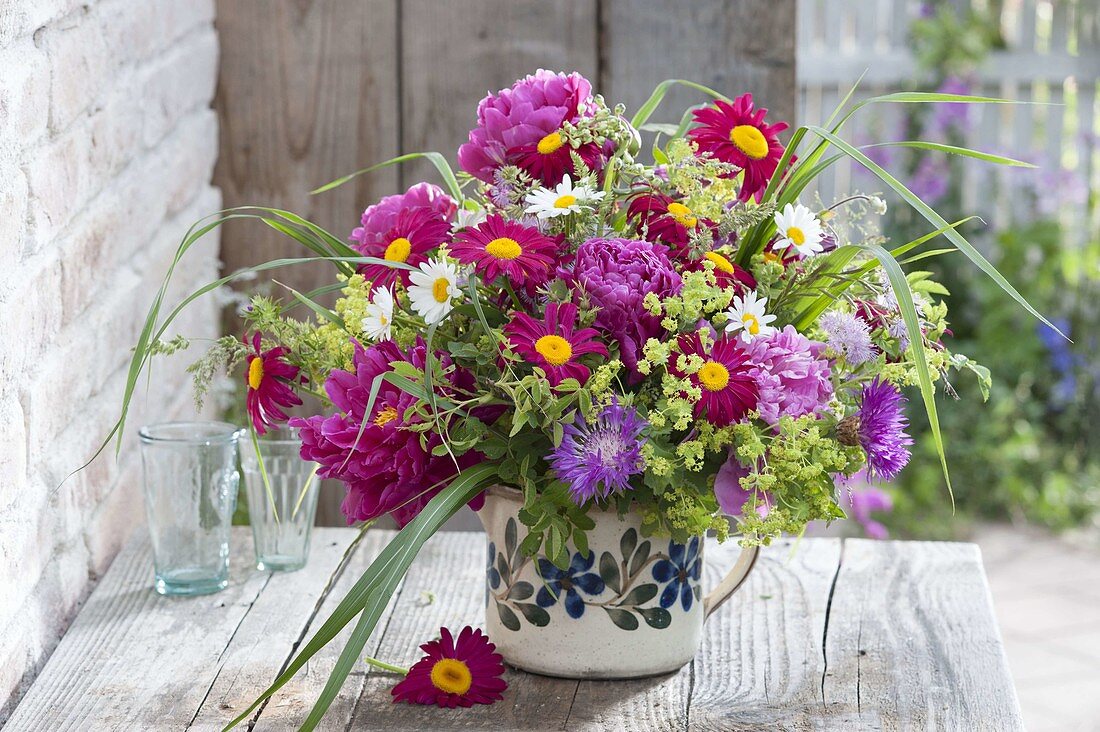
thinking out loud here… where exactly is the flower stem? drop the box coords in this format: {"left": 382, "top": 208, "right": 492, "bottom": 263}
{"left": 362, "top": 656, "right": 409, "bottom": 676}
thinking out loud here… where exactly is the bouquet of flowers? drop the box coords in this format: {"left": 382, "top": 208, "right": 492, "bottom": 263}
{"left": 106, "top": 70, "right": 1051, "bottom": 727}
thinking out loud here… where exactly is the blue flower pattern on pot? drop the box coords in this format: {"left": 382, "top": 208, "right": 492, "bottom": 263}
{"left": 652, "top": 537, "right": 702, "bottom": 612}
{"left": 535, "top": 552, "right": 606, "bottom": 619}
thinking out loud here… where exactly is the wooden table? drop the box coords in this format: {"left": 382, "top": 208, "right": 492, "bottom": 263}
{"left": 6, "top": 528, "right": 1023, "bottom": 731}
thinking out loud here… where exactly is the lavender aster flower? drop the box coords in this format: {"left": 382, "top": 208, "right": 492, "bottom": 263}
{"left": 560, "top": 237, "right": 682, "bottom": 377}
{"left": 743, "top": 326, "right": 834, "bottom": 425}
{"left": 819, "top": 311, "right": 876, "bottom": 365}
{"left": 849, "top": 378, "right": 913, "bottom": 481}
{"left": 549, "top": 401, "right": 647, "bottom": 505}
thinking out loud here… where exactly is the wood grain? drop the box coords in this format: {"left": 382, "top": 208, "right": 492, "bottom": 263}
{"left": 214, "top": 0, "right": 401, "bottom": 296}
{"left": 7, "top": 531, "right": 1022, "bottom": 731}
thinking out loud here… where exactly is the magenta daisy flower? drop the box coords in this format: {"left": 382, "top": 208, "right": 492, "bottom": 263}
{"left": 688, "top": 93, "right": 788, "bottom": 203}
{"left": 626, "top": 192, "right": 713, "bottom": 255}
{"left": 356, "top": 207, "right": 452, "bottom": 288}
{"left": 243, "top": 332, "right": 303, "bottom": 435}
{"left": 853, "top": 378, "right": 913, "bottom": 481}
{"left": 687, "top": 249, "right": 757, "bottom": 294}
{"left": 549, "top": 400, "right": 647, "bottom": 505}
{"left": 391, "top": 626, "right": 507, "bottom": 708}
{"left": 350, "top": 182, "right": 456, "bottom": 252}
{"left": 671, "top": 332, "right": 759, "bottom": 426}
{"left": 504, "top": 302, "right": 607, "bottom": 386}
{"left": 451, "top": 214, "right": 557, "bottom": 285}
{"left": 457, "top": 70, "right": 607, "bottom": 185}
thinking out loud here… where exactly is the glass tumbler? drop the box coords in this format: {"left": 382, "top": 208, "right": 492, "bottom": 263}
{"left": 240, "top": 427, "right": 320, "bottom": 572}
{"left": 139, "top": 422, "right": 243, "bottom": 595}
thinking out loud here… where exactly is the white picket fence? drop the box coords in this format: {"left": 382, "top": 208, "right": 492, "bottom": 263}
{"left": 797, "top": 0, "right": 1100, "bottom": 244}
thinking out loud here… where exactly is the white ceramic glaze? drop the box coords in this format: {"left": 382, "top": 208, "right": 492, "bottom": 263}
{"left": 477, "top": 485, "right": 758, "bottom": 679}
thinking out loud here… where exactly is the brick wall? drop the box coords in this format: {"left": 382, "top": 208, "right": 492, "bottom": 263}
{"left": 0, "top": 0, "right": 222, "bottom": 717}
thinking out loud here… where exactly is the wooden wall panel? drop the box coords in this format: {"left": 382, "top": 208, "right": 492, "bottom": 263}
{"left": 214, "top": 0, "right": 401, "bottom": 295}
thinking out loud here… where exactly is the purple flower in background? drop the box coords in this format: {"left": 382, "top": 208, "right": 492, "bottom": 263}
{"left": 819, "top": 311, "right": 877, "bottom": 365}
{"left": 1037, "top": 317, "right": 1077, "bottom": 404}
{"left": 854, "top": 378, "right": 913, "bottom": 481}
{"left": 837, "top": 471, "right": 894, "bottom": 539}
{"left": 743, "top": 326, "right": 834, "bottom": 425}
{"left": 350, "top": 182, "right": 456, "bottom": 252}
{"left": 549, "top": 400, "right": 647, "bottom": 505}
{"left": 560, "top": 237, "right": 682, "bottom": 377}
{"left": 908, "top": 155, "right": 949, "bottom": 203}
{"left": 927, "top": 76, "right": 974, "bottom": 138}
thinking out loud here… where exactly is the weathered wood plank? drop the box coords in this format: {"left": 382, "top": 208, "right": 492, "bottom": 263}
{"left": 822, "top": 539, "right": 1024, "bottom": 731}
{"left": 214, "top": 0, "right": 401, "bottom": 296}
{"left": 398, "top": 0, "right": 599, "bottom": 186}
{"left": 603, "top": 0, "right": 798, "bottom": 132}
{"left": 4, "top": 529, "right": 270, "bottom": 731}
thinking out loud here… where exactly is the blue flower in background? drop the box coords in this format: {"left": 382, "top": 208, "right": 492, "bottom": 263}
{"left": 653, "top": 537, "right": 702, "bottom": 612}
{"left": 487, "top": 541, "right": 500, "bottom": 590}
{"left": 1037, "top": 318, "right": 1078, "bottom": 405}
{"left": 535, "top": 552, "right": 605, "bottom": 619}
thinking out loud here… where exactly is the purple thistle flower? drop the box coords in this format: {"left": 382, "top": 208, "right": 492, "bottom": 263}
{"left": 819, "top": 311, "right": 877, "bottom": 365}
{"left": 549, "top": 401, "right": 647, "bottom": 505}
{"left": 856, "top": 378, "right": 913, "bottom": 481}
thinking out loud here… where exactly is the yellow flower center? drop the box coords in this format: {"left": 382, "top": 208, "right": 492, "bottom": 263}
{"left": 247, "top": 357, "right": 264, "bottom": 391}
{"left": 697, "top": 361, "right": 730, "bottom": 392}
{"left": 729, "top": 124, "right": 769, "bottom": 160}
{"left": 534, "top": 334, "right": 573, "bottom": 366}
{"left": 763, "top": 251, "right": 781, "bottom": 264}
{"left": 430, "top": 658, "right": 473, "bottom": 695}
{"left": 384, "top": 237, "right": 412, "bottom": 262}
{"left": 537, "top": 131, "right": 564, "bottom": 155}
{"left": 553, "top": 194, "right": 577, "bottom": 209}
{"left": 742, "top": 313, "right": 761, "bottom": 335}
{"left": 666, "top": 201, "right": 697, "bottom": 228}
{"left": 431, "top": 277, "right": 451, "bottom": 303}
{"left": 786, "top": 226, "right": 806, "bottom": 246}
{"left": 704, "top": 251, "right": 734, "bottom": 274}
{"left": 485, "top": 237, "right": 522, "bottom": 260}
{"left": 373, "top": 405, "right": 398, "bottom": 427}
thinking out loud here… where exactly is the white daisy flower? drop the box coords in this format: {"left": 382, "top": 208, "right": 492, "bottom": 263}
{"left": 724, "top": 290, "right": 777, "bottom": 342}
{"left": 407, "top": 258, "right": 462, "bottom": 325}
{"left": 455, "top": 206, "right": 487, "bottom": 230}
{"left": 773, "top": 203, "right": 825, "bottom": 257}
{"left": 361, "top": 286, "right": 394, "bottom": 342}
{"left": 523, "top": 175, "right": 605, "bottom": 219}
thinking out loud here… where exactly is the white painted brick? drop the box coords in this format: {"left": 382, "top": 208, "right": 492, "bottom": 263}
{"left": 23, "top": 127, "right": 91, "bottom": 252}
{"left": 140, "top": 28, "right": 218, "bottom": 147}
{"left": 0, "top": 42, "right": 50, "bottom": 144}
{"left": 0, "top": 160, "right": 28, "bottom": 266}
{"left": 0, "top": 396, "right": 27, "bottom": 513}
{"left": 39, "top": 7, "right": 112, "bottom": 134}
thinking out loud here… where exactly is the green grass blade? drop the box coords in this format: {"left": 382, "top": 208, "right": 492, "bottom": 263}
{"left": 861, "top": 141, "right": 1036, "bottom": 167}
{"left": 273, "top": 280, "right": 346, "bottom": 329}
{"left": 629, "top": 79, "right": 731, "bottom": 129}
{"left": 311, "top": 152, "right": 463, "bottom": 201}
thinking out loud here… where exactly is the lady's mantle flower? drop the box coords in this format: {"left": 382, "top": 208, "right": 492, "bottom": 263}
{"left": 560, "top": 237, "right": 682, "bottom": 376}
{"left": 391, "top": 626, "right": 506, "bottom": 708}
{"left": 773, "top": 203, "right": 825, "bottom": 258}
{"left": 361, "top": 286, "right": 395, "bottom": 342}
{"left": 688, "top": 249, "right": 757, "bottom": 294}
{"left": 548, "top": 400, "right": 646, "bottom": 505}
{"left": 671, "top": 332, "right": 758, "bottom": 427}
{"left": 819, "top": 310, "right": 876, "bottom": 365}
{"left": 407, "top": 258, "right": 462, "bottom": 325}
{"left": 724, "top": 290, "right": 777, "bottom": 343}
{"left": 744, "top": 326, "right": 833, "bottom": 426}
{"left": 503, "top": 302, "right": 608, "bottom": 386}
{"left": 652, "top": 537, "right": 702, "bottom": 612}
{"left": 451, "top": 214, "right": 558, "bottom": 285}
{"left": 688, "top": 93, "right": 788, "bottom": 202}
{"left": 243, "top": 332, "right": 302, "bottom": 435}
{"left": 841, "top": 378, "right": 913, "bottom": 481}
{"left": 524, "top": 174, "right": 605, "bottom": 219}
{"left": 535, "top": 551, "right": 606, "bottom": 618}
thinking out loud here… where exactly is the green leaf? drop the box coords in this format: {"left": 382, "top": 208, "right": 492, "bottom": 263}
{"left": 604, "top": 607, "right": 640, "bottom": 631}
{"left": 515, "top": 602, "right": 551, "bottom": 627}
{"left": 505, "top": 517, "right": 517, "bottom": 563}
{"left": 507, "top": 581, "right": 534, "bottom": 601}
{"left": 638, "top": 607, "right": 672, "bottom": 629}
{"left": 599, "top": 551, "right": 621, "bottom": 595}
{"left": 311, "top": 151, "right": 463, "bottom": 201}
{"left": 497, "top": 602, "right": 522, "bottom": 631}
{"left": 629, "top": 540, "right": 651, "bottom": 576}
{"left": 629, "top": 79, "right": 731, "bottom": 129}
{"left": 619, "top": 583, "right": 658, "bottom": 607}
{"left": 620, "top": 528, "right": 637, "bottom": 562}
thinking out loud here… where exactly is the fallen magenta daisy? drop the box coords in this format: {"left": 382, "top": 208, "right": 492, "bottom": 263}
{"left": 688, "top": 93, "right": 788, "bottom": 203}
{"left": 451, "top": 214, "right": 558, "bottom": 286}
{"left": 243, "top": 331, "right": 303, "bottom": 435}
{"left": 390, "top": 626, "right": 507, "bottom": 708}
{"left": 504, "top": 301, "right": 608, "bottom": 386}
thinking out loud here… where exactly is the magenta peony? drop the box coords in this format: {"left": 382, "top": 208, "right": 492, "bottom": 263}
{"left": 743, "top": 325, "right": 833, "bottom": 425}
{"left": 350, "top": 182, "right": 457, "bottom": 253}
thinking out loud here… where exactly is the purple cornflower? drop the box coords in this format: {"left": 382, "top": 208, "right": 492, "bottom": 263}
{"left": 854, "top": 378, "right": 913, "bottom": 481}
{"left": 549, "top": 401, "right": 647, "bottom": 505}
{"left": 819, "top": 311, "right": 876, "bottom": 365}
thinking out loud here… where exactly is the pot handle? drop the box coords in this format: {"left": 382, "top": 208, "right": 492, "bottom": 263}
{"left": 702, "top": 544, "right": 760, "bottom": 619}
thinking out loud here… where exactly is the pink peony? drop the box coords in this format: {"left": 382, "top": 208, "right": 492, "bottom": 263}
{"left": 457, "top": 70, "right": 607, "bottom": 186}
{"left": 743, "top": 326, "right": 833, "bottom": 426}
{"left": 350, "top": 182, "right": 457, "bottom": 253}
{"left": 713, "top": 450, "right": 770, "bottom": 517}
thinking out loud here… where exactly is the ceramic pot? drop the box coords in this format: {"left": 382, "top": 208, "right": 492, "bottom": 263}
{"left": 476, "top": 485, "right": 759, "bottom": 679}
